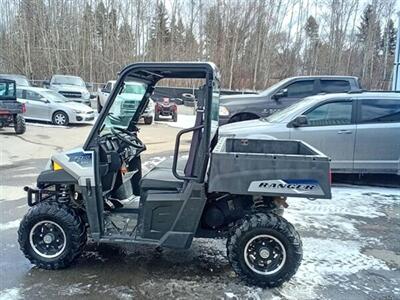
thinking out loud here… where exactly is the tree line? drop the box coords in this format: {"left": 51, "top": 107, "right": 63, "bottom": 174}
{"left": 0, "top": 0, "right": 397, "bottom": 90}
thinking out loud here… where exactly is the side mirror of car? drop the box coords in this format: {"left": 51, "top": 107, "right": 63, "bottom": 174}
{"left": 273, "top": 88, "right": 288, "bottom": 100}
{"left": 41, "top": 97, "right": 50, "bottom": 104}
{"left": 86, "top": 82, "right": 93, "bottom": 89}
{"left": 101, "top": 88, "right": 109, "bottom": 93}
{"left": 291, "top": 115, "right": 308, "bottom": 127}
{"left": 90, "top": 93, "right": 97, "bottom": 99}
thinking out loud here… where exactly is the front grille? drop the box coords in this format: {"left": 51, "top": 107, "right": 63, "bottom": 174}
{"left": 59, "top": 91, "right": 82, "bottom": 98}
{"left": 121, "top": 102, "right": 137, "bottom": 112}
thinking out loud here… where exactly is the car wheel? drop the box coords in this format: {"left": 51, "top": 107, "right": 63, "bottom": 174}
{"left": 97, "top": 97, "right": 103, "bottom": 113}
{"left": 52, "top": 111, "right": 69, "bottom": 126}
{"left": 14, "top": 114, "right": 26, "bottom": 134}
{"left": 227, "top": 213, "right": 302, "bottom": 288}
{"left": 18, "top": 201, "right": 87, "bottom": 270}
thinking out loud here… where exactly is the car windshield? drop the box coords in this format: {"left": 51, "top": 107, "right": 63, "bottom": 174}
{"left": 0, "top": 75, "right": 30, "bottom": 87}
{"left": 41, "top": 90, "right": 69, "bottom": 103}
{"left": 259, "top": 78, "right": 292, "bottom": 96}
{"left": 262, "top": 97, "right": 319, "bottom": 123}
{"left": 52, "top": 76, "right": 85, "bottom": 87}
{"left": 100, "top": 80, "right": 147, "bottom": 134}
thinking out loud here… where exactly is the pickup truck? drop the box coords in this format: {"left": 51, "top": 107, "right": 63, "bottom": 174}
{"left": 219, "top": 75, "right": 361, "bottom": 124}
{"left": 0, "top": 78, "right": 26, "bottom": 134}
{"left": 44, "top": 75, "right": 92, "bottom": 106}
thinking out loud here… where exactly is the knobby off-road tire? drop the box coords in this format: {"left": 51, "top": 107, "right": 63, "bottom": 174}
{"left": 172, "top": 112, "right": 178, "bottom": 122}
{"left": 14, "top": 114, "right": 26, "bottom": 134}
{"left": 227, "top": 213, "right": 302, "bottom": 288}
{"left": 18, "top": 201, "right": 87, "bottom": 270}
{"left": 144, "top": 116, "right": 153, "bottom": 125}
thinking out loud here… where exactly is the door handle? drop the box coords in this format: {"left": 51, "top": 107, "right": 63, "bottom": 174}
{"left": 337, "top": 130, "right": 352, "bottom": 134}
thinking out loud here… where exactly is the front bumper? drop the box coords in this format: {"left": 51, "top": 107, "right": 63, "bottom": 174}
{"left": 73, "top": 112, "right": 95, "bottom": 123}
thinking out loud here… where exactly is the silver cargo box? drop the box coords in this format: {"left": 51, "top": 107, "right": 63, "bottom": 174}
{"left": 208, "top": 137, "right": 331, "bottom": 199}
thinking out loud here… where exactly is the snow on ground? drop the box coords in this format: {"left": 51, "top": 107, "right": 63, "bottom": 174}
{"left": 155, "top": 114, "right": 196, "bottom": 129}
{"left": 0, "top": 288, "right": 22, "bottom": 300}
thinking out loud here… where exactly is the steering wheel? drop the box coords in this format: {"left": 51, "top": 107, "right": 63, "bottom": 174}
{"left": 111, "top": 127, "right": 145, "bottom": 149}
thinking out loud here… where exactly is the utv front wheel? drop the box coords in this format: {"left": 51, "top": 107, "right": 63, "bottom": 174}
{"left": 18, "top": 202, "right": 86, "bottom": 269}
{"left": 227, "top": 213, "right": 302, "bottom": 288}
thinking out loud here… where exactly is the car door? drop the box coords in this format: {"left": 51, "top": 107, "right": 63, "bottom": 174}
{"left": 353, "top": 98, "right": 400, "bottom": 174}
{"left": 289, "top": 100, "right": 356, "bottom": 172}
{"left": 269, "top": 79, "right": 317, "bottom": 115}
{"left": 24, "top": 90, "right": 52, "bottom": 120}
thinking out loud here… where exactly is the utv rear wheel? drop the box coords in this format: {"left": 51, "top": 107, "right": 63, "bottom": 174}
{"left": 14, "top": 114, "right": 26, "bottom": 134}
{"left": 144, "top": 116, "right": 153, "bottom": 125}
{"left": 18, "top": 202, "right": 86, "bottom": 269}
{"left": 227, "top": 213, "right": 302, "bottom": 288}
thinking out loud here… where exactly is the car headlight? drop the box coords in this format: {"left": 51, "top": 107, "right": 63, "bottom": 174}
{"left": 73, "top": 109, "right": 84, "bottom": 114}
{"left": 83, "top": 91, "right": 90, "bottom": 99}
{"left": 219, "top": 106, "right": 230, "bottom": 116}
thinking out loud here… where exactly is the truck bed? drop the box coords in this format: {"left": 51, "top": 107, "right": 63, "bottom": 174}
{"left": 208, "top": 137, "right": 331, "bottom": 199}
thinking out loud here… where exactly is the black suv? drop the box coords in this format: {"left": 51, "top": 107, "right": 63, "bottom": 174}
{"left": 219, "top": 76, "right": 361, "bottom": 124}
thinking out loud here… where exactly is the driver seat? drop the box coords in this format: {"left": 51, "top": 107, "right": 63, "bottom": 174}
{"left": 140, "top": 84, "right": 207, "bottom": 192}
{"left": 140, "top": 158, "right": 186, "bottom": 191}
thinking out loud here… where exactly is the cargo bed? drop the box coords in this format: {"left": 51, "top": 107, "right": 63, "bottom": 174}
{"left": 208, "top": 137, "right": 331, "bottom": 199}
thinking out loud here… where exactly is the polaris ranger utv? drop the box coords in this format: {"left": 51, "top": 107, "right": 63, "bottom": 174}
{"left": 18, "top": 63, "right": 331, "bottom": 287}
{"left": 0, "top": 78, "right": 26, "bottom": 134}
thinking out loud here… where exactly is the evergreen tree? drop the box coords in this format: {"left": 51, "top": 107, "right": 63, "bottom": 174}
{"left": 304, "top": 16, "right": 319, "bottom": 41}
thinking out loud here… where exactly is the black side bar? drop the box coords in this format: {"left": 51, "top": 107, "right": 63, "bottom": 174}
{"left": 24, "top": 186, "right": 39, "bottom": 206}
{"left": 172, "top": 125, "right": 204, "bottom": 181}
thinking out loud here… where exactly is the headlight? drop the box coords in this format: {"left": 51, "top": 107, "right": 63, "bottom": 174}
{"left": 73, "top": 109, "right": 84, "bottom": 114}
{"left": 83, "top": 91, "right": 90, "bottom": 99}
{"left": 219, "top": 106, "right": 230, "bottom": 116}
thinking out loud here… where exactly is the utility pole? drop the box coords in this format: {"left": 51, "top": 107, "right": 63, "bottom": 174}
{"left": 393, "top": 12, "right": 400, "bottom": 91}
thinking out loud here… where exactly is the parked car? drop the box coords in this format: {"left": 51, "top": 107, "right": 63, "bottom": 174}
{"left": 0, "top": 78, "right": 26, "bottom": 134}
{"left": 154, "top": 97, "right": 178, "bottom": 122}
{"left": 219, "top": 76, "right": 361, "bottom": 125}
{"left": 45, "top": 75, "right": 91, "bottom": 105}
{"left": 16, "top": 86, "right": 95, "bottom": 126}
{"left": 0, "top": 74, "right": 31, "bottom": 87}
{"left": 98, "top": 80, "right": 155, "bottom": 124}
{"left": 220, "top": 91, "right": 400, "bottom": 175}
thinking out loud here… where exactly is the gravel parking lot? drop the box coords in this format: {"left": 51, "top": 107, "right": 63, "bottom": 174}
{"left": 0, "top": 116, "right": 399, "bottom": 300}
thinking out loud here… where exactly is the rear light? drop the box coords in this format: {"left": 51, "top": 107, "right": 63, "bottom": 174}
{"left": 21, "top": 103, "right": 26, "bottom": 113}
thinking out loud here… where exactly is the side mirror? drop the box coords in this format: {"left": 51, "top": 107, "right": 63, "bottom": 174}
{"left": 86, "top": 82, "right": 93, "bottom": 89}
{"left": 90, "top": 93, "right": 97, "bottom": 99}
{"left": 101, "top": 88, "right": 108, "bottom": 93}
{"left": 41, "top": 97, "right": 50, "bottom": 103}
{"left": 292, "top": 115, "right": 308, "bottom": 127}
{"left": 273, "top": 88, "right": 288, "bottom": 99}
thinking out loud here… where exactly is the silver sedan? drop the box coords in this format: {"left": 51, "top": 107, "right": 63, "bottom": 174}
{"left": 17, "top": 87, "right": 95, "bottom": 126}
